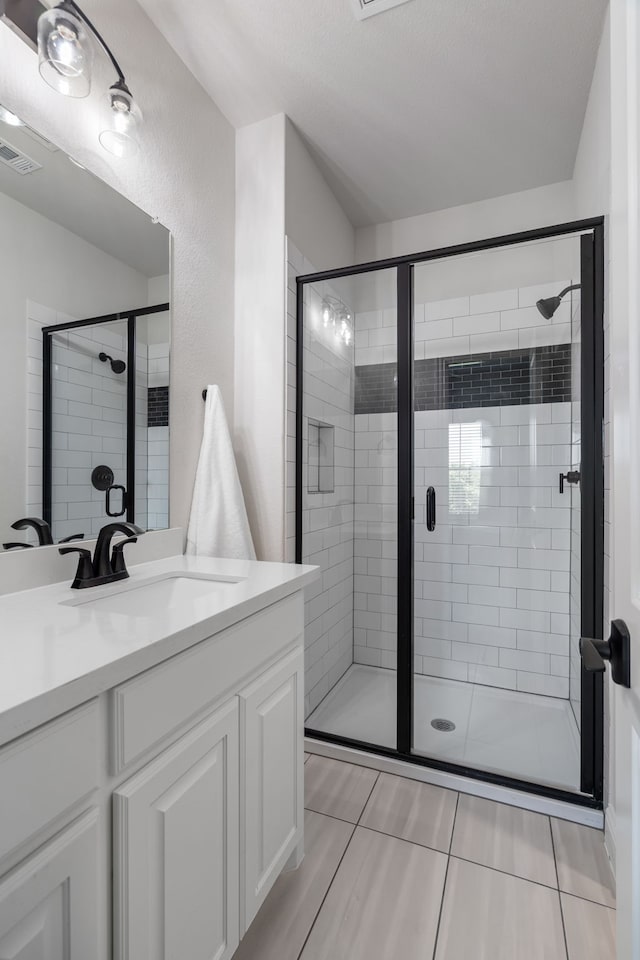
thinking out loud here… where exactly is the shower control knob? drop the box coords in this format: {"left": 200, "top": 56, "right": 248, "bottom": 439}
{"left": 559, "top": 470, "right": 581, "bottom": 494}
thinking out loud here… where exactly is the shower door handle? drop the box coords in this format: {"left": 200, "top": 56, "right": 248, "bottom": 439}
{"left": 426, "top": 486, "right": 436, "bottom": 531}
{"left": 106, "top": 484, "right": 127, "bottom": 518}
{"left": 580, "top": 620, "right": 631, "bottom": 687}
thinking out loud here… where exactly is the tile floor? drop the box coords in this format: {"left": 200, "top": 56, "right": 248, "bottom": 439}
{"left": 306, "top": 664, "right": 581, "bottom": 791}
{"left": 234, "top": 754, "right": 615, "bottom": 960}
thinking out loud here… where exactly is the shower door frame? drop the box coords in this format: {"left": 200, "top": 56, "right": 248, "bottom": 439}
{"left": 42, "top": 302, "right": 170, "bottom": 528}
{"left": 296, "top": 217, "right": 605, "bottom": 810}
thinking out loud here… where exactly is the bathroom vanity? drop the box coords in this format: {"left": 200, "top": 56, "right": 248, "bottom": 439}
{"left": 0, "top": 554, "right": 318, "bottom": 958}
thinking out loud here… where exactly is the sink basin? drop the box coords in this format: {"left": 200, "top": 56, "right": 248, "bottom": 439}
{"left": 61, "top": 573, "right": 243, "bottom": 615}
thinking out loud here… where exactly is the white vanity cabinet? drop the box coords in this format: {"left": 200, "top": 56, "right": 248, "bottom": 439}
{"left": 114, "top": 700, "right": 240, "bottom": 960}
{"left": 0, "top": 810, "right": 100, "bottom": 958}
{"left": 0, "top": 580, "right": 310, "bottom": 960}
{"left": 240, "top": 646, "right": 304, "bottom": 931}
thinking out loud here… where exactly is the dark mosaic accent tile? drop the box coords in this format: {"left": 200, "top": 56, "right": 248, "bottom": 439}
{"left": 354, "top": 344, "right": 571, "bottom": 415}
{"left": 148, "top": 385, "right": 169, "bottom": 427}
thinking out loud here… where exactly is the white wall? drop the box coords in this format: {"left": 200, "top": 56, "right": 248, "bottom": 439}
{"left": 285, "top": 120, "right": 355, "bottom": 272}
{"left": 355, "top": 181, "right": 576, "bottom": 264}
{"left": 0, "top": 0, "right": 235, "bottom": 537}
{"left": 0, "top": 191, "right": 149, "bottom": 540}
{"left": 236, "top": 114, "right": 355, "bottom": 560}
{"left": 234, "top": 114, "right": 287, "bottom": 561}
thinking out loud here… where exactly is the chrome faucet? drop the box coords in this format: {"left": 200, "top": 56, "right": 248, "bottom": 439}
{"left": 59, "top": 522, "right": 143, "bottom": 589}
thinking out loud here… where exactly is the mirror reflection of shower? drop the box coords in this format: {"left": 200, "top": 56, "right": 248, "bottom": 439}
{"left": 99, "top": 351, "right": 126, "bottom": 374}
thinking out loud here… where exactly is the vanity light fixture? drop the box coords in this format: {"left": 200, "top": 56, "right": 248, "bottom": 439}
{"left": 0, "top": 104, "right": 24, "bottom": 126}
{"left": 36, "top": 0, "right": 142, "bottom": 156}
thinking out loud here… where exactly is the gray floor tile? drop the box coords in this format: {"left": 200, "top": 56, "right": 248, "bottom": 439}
{"left": 551, "top": 818, "right": 615, "bottom": 907}
{"left": 304, "top": 755, "right": 378, "bottom": 823}
{"left": 300, "top": 826, "right": 447, "bottom": 960}
{"left": 360, "top": 772, "right": 457, "bottom": 852}
{"left": 435, "top": 857, "right": 567, "bottom": 960}
{"left": 451, "top": 794, "right": 557, "bottom": 887}
{"left": 561, "top": 893, "right": 616, "bottom": 960}
{"left": 233, "top": 810, "right": 353, "bottom": 960}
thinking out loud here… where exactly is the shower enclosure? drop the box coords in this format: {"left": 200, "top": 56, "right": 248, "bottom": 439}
{"left": 296, "top": 218, "right": 604, "bottom": 809}
{"left": 37, "top": 303, "right": 170, "bottom": 541}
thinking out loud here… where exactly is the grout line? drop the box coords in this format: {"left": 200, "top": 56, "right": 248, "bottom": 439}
{"left": 448, "top": 792, "right": 460, "bottom": 855}
{"left": 550, "top": 817, "right": 570, "bottom": 960}
{"left": 431, "top": 854, "right": 451, "bottom": 960}
{"left": 294, "top": 817, "right": 357, "bottom": 960}
{"left": 355, "top": 769, "right": 381, "bottom": 826}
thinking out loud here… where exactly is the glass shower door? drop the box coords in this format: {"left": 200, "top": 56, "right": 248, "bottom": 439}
{"left": 410, "top": 236, "right": 584, "bottom": 792}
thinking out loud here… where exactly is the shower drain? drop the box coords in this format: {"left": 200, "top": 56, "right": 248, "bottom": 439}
{"left": 431, "top": 718, "right": 456, "bottom": 732}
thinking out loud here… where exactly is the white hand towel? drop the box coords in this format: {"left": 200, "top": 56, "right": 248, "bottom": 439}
{"left": 186, "top": 385, "right": 256, "bottom": 560}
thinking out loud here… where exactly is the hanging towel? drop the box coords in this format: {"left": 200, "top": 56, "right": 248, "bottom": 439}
{"left": 186, "top": 385, "right": 256, "bottom": 560}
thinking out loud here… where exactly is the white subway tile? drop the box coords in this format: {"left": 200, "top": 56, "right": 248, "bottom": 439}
{"left": 452, "top": 564, "right": 500, "bottom": 586}
{"left": 516, "top": 673, "right": 568, "bottom": 698}
{"left": 453, "top": 603, "right": 500, "bottom": 626}
{"left": 470, "top": 289, "right": 518, "bottom": 314}
{"left": 499, "top": 649, "right": 549, "bottom": 674}
{"left": 500, "top": 608, "right": 550, "bottom": 632}
{"left": 468, "top": 545, "right": 517, "bottom": 567}
{"left": 467, "top": 664, "right": 517, "bottom": 689}
{"left": 425, "top": 296, "right": 470, "bottom": 321}
{"left": 517, "top": 630, "right": 568, "bottom": 655}
{"left": 469, "top": 330, "right": 519, "bottom": 354}
{"left": 452, "top": 642, "right": 499, "bottom": 666}
{"left": 452, "top": 312, "right": 500, "bottom": 336}
{"left": 468, "top": 624, "right": 517, "bottom": 648}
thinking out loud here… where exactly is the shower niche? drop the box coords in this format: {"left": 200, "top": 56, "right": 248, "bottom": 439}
{"left": 37, "top": 305, "right": 171, "bottom": 542}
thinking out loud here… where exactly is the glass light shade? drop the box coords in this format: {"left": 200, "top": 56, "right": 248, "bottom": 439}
{"left": 38, "top": 3, "right": 93, "bottom": 98}
{"left": 99, "top": 85, "right": 142, "bottom": 159}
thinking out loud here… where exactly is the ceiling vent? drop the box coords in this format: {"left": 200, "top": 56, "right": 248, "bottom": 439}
{"left": 350, "top": 0, "right": 414, "bottom": 20}
{"left": 0, "top": 137, "right": 42, "bottom": 175}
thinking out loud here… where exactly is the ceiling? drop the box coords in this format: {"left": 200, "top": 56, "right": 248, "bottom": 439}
{"left": 0, "top": 120, "right": 169, "bottom": 277}
{"left": 136, "top": 0, "right": 607, "bottom": 227}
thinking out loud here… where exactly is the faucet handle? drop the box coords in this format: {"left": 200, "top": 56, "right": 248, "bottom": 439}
{"left": 3, "top": 542, "right": 34, "bottom": 550}
{"left": 111, "top": 536, "right": 138, "bottom": 576}
{"left": 58, "top": 533, "right": 85, "bottom": 544}
{"left": 59, "top": 547, "right": 95, "bottom": 589}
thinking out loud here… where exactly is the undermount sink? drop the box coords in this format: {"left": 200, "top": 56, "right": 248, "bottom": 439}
{"left": 61, "top": 572, "right": 244, "bottom": 615}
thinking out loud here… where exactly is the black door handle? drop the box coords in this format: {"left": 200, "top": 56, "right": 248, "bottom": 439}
{"left": 426, "top": 486, "right": 436, "bottom": 531}
{"left": 106, "top": 484, "right": 127, "bottom": 518}
{"left": 580, "top": 619, "right": 631, "bottom": 687}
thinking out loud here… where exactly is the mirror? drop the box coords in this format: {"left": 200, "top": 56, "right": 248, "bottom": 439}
{"left": 0, "top": 110, "right": 171, "bottom": 549}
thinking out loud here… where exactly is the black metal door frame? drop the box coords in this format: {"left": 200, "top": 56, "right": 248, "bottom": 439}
{"left": 42, "top": 302, "right": 169, "bottom": 528}
{"left": 297, "top": 218, "right": 605, "bottom": 809}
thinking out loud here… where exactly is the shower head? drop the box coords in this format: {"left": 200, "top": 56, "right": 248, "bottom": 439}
{"left": 99, "top": 351, "right": 126, "bottom": 374}
{"left": 535, "top": 283, "right": 581, "bottom": 320}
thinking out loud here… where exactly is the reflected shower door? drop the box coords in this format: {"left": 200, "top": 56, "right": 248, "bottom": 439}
{"left": 48, "top": 319, "right": 129, "bottom": 541}
{"left": 411, "top": 235, "right": 585, "bottom": 792}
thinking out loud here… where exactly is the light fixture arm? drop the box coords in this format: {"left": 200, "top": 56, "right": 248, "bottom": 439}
{"left": 64, "top": 0, "right": 128, "bottom": 88}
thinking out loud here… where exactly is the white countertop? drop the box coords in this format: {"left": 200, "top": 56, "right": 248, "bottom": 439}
{"left": 0, "top": 555, "right": 319, "bottom": 747}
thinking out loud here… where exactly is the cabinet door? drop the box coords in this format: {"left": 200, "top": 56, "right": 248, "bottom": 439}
{"left": 0, "top": 809, "right": 99, "bottom": 959}
{"left": 240, "top": 646, "right": 304, "bottom": 931}
{"left": 113, "top": 700, "right": 239, "bottom": 960}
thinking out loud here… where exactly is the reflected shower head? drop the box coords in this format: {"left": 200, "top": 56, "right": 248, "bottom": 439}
{"left": 535, "top": 283, "right": 581, "bottom": 320}
{"left": 99, "top": 351, "right": 126, "bottom": 374}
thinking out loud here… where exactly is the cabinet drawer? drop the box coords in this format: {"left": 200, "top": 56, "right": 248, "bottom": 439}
{"left": 111, "top": 591, "right": 304, "bottom": 773}
{"left": 0, "top": 701, "right": 99, "bottom": 863}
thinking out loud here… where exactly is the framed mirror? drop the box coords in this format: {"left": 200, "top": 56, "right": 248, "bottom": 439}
{"left": 0, "top": 109, "right": 171, "bottom": 549}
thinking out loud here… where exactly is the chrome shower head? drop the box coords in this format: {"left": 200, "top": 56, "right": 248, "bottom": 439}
{"left": 99, "top": 351, "right": 126, "bottom": 374}
{"left": 535, "top": 284, "right": 581, "bottom": 320}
